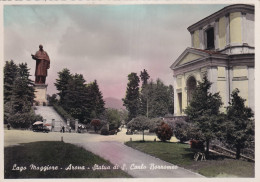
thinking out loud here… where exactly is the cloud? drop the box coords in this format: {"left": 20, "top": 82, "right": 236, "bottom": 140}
{"left": 4, "top": 4, "right": 228, "bottom": 99}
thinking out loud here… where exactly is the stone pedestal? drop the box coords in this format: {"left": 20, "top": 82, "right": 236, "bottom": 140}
{"left": 34, "top": 84, "right": 48, "bottom": 106}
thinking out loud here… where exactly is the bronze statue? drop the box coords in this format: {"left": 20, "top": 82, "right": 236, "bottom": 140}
{"left": 31, "top": 45, "right": 50, "bottom": 84}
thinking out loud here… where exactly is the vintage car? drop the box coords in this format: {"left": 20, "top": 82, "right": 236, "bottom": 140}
{"left": 32, "top": 125, "right": 50, "bottom": 133}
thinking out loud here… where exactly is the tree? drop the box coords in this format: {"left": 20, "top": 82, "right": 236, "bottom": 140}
{"left": 47, "top": 94, "right": 58, "bottom": 106}
{"left": 167, "top": 85, "right": 174, "bottom": 114}
{"left": 127, "top": 116, "right": 150, "bottom": 141}
{"left": 4, "top": 61, "right": 40, "bottom": 128}
{"left": 103, "top": 108, "right": 121, "bottom": 131}
{"left": 54, "top": 68, "right": 73, "bottom": 104}
{"left": 4, "top": 60, "right": 18, "bottom": 103}
{"left": 141, "top": 79, "right": 174, "bottom": 118}
{"left": 63, "top": 74, "right": 88, "bottom": 122}
{"left": 156, "top": 122, "right": 173, "bottom": 142}
{"left": 91, "top": 119, "right": 102, "bottom": 133}
{"left": 139, "top": 69, "right": 150, "bottom": 117}
{"left": 148, "top": 118, "right": 163, "bottom": 133}
{"left": 87, "top": 80, "right": 105, "bottom": 118}
{"left": 140, "top": 69, "right": 150, "bottom": 88}
{"left": 173, "top": 119, "right": 193, "bottom": 143}
{"left": 184, "top": 76, "right": 223, "bottom": 156}
{"left": 123, "top": 73, "right": 140, "bottom": 121}
{"left": 11, "top": 63, "right": 35, "bottom": 113}
{"left": 225, "top": 89, "right": 254, "bottom": 159}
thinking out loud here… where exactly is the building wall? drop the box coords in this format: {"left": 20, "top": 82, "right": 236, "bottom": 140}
{"left": 230, "top": 12, "right": 242, "bottom": 44}
{"left": 218, "top": 16, "right": 226, "bottom": 49}
{"left": 244, "top": 13, "right": 254, "bottom": 46}
{"left": 232, "top": 66, "right": 249, "bottom": 106}
{"left": 217, "top": 66, "right": 227, "bottom": 111}
{"left": 193, "top": 30, "right": 200, "bottom": 48}
{"left": 174, "top": 69, "right": 205, "bottom": 116}
{"left": 191, "top": 12, "right": 254, "bottom": 51}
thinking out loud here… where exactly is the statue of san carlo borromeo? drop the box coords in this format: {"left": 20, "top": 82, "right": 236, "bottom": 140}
{"left": 31, "top": 45, "right": 50, "bottom": 84}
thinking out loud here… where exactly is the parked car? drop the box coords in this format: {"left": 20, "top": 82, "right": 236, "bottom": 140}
{"left": 32, "top": 125, "right": 50, "bottom": 133}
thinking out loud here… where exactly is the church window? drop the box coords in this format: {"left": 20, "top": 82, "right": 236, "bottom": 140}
{"left": 187, "top": 76, "right": 197, "bottom": 105}
{"left": 206, "top": 27, "right": 215, "bottom": 50}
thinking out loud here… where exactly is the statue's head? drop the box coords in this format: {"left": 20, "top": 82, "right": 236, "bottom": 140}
{"left": 39, "top": 45, "right": 43, "bottom": 50}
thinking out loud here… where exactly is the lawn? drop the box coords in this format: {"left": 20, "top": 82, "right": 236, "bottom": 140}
{"left": 125, "top": 141, "right": 254, "bottom": 177}
{"left": 5, "top": 141, "right": 131, "bottom": 178}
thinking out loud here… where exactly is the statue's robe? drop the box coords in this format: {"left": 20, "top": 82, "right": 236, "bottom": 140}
{"left": 34, "top": 50, "right": 50, "bottom": 77}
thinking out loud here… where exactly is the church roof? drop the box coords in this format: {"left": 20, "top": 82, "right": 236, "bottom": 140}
{"left": 170, "top": 47, "right": 227, "bottom": 70}
{"left": 187, "top": 4, "right": 254, "bottom": 33}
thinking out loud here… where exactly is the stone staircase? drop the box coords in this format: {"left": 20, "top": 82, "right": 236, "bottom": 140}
{"left": 34, "top": 106, "right": 66, "bottom": 132}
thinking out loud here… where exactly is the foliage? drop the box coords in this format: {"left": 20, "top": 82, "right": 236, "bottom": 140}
{"left": 87, "top": 80, "right": 105, "bottom": 118}
{"left": 100, "top": 125, "right": 109, "bottom": 135}
{"left": 8, "top": 110, "right": 40, "bottom": 129}
{"left": 102, "top": 108, "right": 121, "bottom": 131}
{"left": 148, "top": 118, "right": 163, "bottom": 133}
{"left": 225, "top": 89, "right": 254, "bottom": 159}
{"left": 125, "top": 141, "right": 254, "bottom": 177}
{"left": 127, "top": 116, "right": 150, "bottom": 141}
{"left": 173, "top": 119, "right": 192, "bottom": 143}
{"left": 4, "top": 61, "right": 38, "bottom": 128}
{"left": 140, "top": 69, "right": 150, "bottom": 88}
{"left": 53, "top": 103, "right": 75, "bottom": 128}
{"left": 54, "top": 69, "right": 105, "bottom": 123}
{"left": 156, "top": 122, "right": 173, "bottom": 142}
{"left": 123, "top": 73, "right": 140, "bottom": 121}
{"left": 4, "top": 60, "right": 18, "bottom": 103}
{"left": 54, "top": 68, "right": 73, "bottom": 104}
{"left": 140, "top": 79, "right": 174, "bottom": 118}
{"left": 47, "top": 94, "right": 58, "bottom": 106}
{"left": 184, "top": 76, "right": 223, "bottom": 156}
{"left": 91, "top": 119, "right": 102, "bottom": 133}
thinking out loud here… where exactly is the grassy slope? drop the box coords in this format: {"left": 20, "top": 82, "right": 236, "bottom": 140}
{"left": 125, "top": 141, "right": 254, "bottom": 177}
{"left": 5, "top": 141, "right": 131, "bottom": 178}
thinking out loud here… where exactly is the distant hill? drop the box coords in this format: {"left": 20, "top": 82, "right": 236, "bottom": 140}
{"left": 104, "top": 97, "right": 125, "bottom": 110}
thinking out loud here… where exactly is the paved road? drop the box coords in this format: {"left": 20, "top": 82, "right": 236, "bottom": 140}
{"left": 77, "top": 141, "right": 204, "bottom": 178}
{"left": 4, "top": 129, "right": 204, "bottom": 177}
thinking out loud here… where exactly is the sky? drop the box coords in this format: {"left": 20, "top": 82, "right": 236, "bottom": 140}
{"left": 4, "top": 4, "right": 228, "bottom": 100}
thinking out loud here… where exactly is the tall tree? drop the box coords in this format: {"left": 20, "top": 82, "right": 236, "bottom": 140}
{"left": 87, "top": 80, "right": 105, "bottom": 119}
{"left": 140, "top": 69, "right": 150, "bottom": 116}
{"left": 184, "top": 76, "right": 223, "bottom": 156}
{"left": 4, "top": 61, "right": 38, "bottom": 128}
{"left": 225, "top": 89, "right": 254, "bottom": 159}
{"left": 167, "top": 85, "right": 174, "bottom": 115}
{"left": 140, "top": 79, "right": 174, "bottom": 118}
{"left": 4, "top": 60, "right": 18, "bottom": 103}
{"left": 127, "top": 116, "right": 150, "bottom": 141}
{"left": 54, "top": 68, "right": 73, "bottom": 104}
{"left": 11, "top": 63, "right": 35, "bottom": 113}
{"left": 63, "top": 74, "right": 88, "bottom": 122}
{"left": 123, "top": 73, "right": 140, "bottom": 121}
{"left": 140, "top": 69, "right": 150, "bottom": 88}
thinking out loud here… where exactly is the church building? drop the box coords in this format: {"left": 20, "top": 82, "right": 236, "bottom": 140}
{"left": 170, "top": 4, "right": 254, "bottom": 116}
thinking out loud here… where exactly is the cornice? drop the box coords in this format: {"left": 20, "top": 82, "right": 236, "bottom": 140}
{"left": 187, "top": 4, "right": 254, "bottom": 33}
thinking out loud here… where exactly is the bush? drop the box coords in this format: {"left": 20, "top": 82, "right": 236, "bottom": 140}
{"left": 91, "top": 119, "right": 102, "bottom": 133}
{"left": 190, "top": 140, "right": 204, "bottom": 151}
{"left": 53, "top": 103, "right": 74, "bottom": 128}
{"left": 173, "top": 119, "right": 191, "bottom": 143}
{"left": 109, "top": 129, "right": 117, "bottom": 135}
{"left": 101, "top": 127, "right": 109, "bottom": 135}
{"left": 9, "top": 112, "right": 35, "bottom": 129}
{"left": 156, "top": 122, "right": 173, "bottom": 142}
{"left": 149, "top": 118, "right": 163, "bottom": 133}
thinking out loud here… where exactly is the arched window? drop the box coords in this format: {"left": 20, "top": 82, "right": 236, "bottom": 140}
{"left": 187, "top": 76, "right": 197, "bottom": 104}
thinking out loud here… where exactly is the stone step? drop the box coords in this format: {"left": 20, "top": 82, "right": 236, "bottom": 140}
{"left": 34, "top": 106, "right": 67, "bottom": 132}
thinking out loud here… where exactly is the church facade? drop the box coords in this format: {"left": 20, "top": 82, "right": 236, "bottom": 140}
{"left": 170, "top": 4, "right": 254, "bottom": 116}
